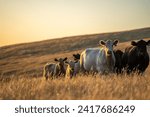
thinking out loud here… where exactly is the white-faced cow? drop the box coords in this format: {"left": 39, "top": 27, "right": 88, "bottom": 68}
{"left": 122, "top": 39, "right": 150, "bottom": 74}
{"left": 80, "top": 40, "right": 119, "bottom": 74}
{"left": 43, "top": 57, "right": 67, "bottom": 80}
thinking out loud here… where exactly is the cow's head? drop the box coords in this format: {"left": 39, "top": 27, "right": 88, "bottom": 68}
{"left": 131, "top": 40, "right": 150, "bottom": 56}
{"left": 73, "top": 53, "right": 80, "bottom": 61}
{"left": 65, "top": 60, "right": 75, "bottom": 72}
{"left": 54, "top": 57, "right": 67, "bottom": 67}
{"left": 100, "top": 40, "right": 119, "bottom": 56}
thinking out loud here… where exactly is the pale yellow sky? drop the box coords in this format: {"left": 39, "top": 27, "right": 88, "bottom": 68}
{"left": 0, "top": 0, "right": 150, "bottom": 46}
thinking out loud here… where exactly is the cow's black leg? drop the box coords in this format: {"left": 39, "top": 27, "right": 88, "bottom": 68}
{"left": 137, "top": 66, "right": 145, "bottom": 75}
{"left": 127, "top": 65, "right": 134, "bottom": 74}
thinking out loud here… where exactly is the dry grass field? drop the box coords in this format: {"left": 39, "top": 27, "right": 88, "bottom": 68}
{"left": 0, "top": 72, "right": 150, "bottom": 100}
{"left": 0, "top": 28, "right": 150, "bottom": 100}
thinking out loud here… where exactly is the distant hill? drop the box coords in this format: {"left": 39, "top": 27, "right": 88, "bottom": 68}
{"left": 0, "top": 27, "right": 150, "bottom": 77}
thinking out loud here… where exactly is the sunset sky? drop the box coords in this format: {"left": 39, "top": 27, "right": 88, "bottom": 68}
{"left": 0, "top": 0, "right": 150, "bottom": 46}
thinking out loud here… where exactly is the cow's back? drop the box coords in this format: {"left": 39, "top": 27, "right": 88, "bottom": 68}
{"left": 44, "top": 63, "right": 55, "bottom": 72}
{"left": 122, "top": 45, "right": 149, "bottom": 73}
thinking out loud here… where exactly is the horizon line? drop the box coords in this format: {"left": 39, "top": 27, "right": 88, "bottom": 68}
{"left": 1, "top": 26, "right": 150, "bottom": 48}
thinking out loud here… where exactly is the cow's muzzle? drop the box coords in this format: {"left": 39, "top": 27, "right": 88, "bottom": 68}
{"left": 107, "top": 50, "right": 112, "bottom": 55}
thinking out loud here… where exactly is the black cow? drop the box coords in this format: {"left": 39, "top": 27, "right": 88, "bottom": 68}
{"left": 122, "top": 40, "right": 150, "bottom": 74}
{"left": 73, "top": 53, "right": 80, "bottom": 61}
{"left": 114, "top": 49, "right": 124, "bottom": 74}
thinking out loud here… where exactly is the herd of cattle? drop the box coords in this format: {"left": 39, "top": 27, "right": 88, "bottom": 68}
{"left": 43, "top": 39, "right": 150, "bottom": 80}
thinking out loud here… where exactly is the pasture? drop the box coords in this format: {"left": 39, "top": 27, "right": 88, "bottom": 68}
{"left": 0, "top": 28, "right": 150, "bottom": 100}
{"left": 0, "top": 71, "right": 150, "bottom": 100}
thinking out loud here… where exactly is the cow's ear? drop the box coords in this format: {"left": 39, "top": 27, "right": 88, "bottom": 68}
{"left": 73, "top": 54, "right": 80, "bottom": 59}
{"left": 113, "top": 40, "right": 119, "bottom": 46}
{"left": 54, "top": 58, "right": 58, "bottom": 61}
{"left": 73, "top": 54, "right": 77, "bottom": 58}
{"left": 99, "top": 40, "right": 105, "bottom": 46}
{"left": 73, "top": 54, "right": 76, "bottom": 57}
{"left": 147, "top": 40, "right": 150, "bottom": 46}
{"left": 131, "top": 41, "right": 137, "bottom": 46}
{"left": 63, "top": 57, "right": 67, "bottom": 61}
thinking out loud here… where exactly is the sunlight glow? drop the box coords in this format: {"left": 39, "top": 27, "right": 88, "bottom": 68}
{"left": 0, "top": 0, "right": 150, "bottom": 46}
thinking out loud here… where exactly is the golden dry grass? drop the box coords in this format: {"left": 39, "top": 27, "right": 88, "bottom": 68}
{"left": 0, "top": 70, "right": 150, "bottom": 100}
